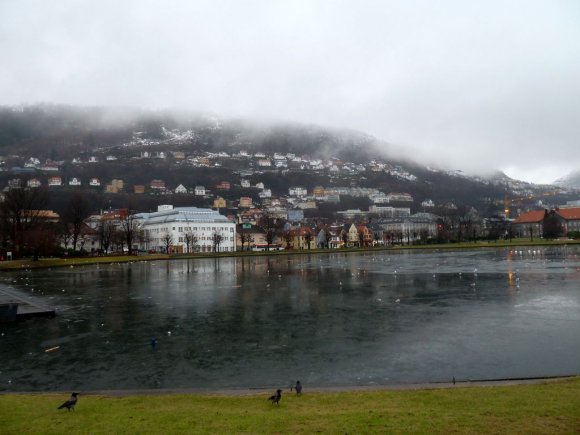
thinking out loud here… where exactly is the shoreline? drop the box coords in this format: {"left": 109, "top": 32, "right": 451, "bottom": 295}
{"left": 1, "top": 239, "right": 579, "bottom": 272}
{"left": 2, "top": 375, "right": 576, "bottom": 397}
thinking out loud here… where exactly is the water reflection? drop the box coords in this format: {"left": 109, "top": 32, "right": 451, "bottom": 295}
{"left": 1, "top": 247, "right": 579, "bottom": 391}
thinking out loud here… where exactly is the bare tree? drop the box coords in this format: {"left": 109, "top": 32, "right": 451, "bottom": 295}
{"left": 304, "top": 229, "right": 313, "bottom": 250}
{"left": 0, "top": 187, "right": 50, "bottom": 258}
{"left": 183, "top": 228, "right": 198, "bottom": 253}
{"left": 119, "top": 207, "right": 139, "bottom": 255}
{"left": 260, "top": 217, "right": 275, "bottom": 250}
{"left": 111, "top": 229, "right": 126, "bottom": 253}
{"left": 283, "top": 230, "right": 293, "bottom": 250}
{"left": 341, "top": 229, "right": 348, "bottom": 248}
{"left": 99, "top": 218, "right": 116, "bottom": 254}
{"left": 63, "top": 192, "right": 91, "bottom": 252}
{"left": 161, "top": 232, "right": 173, "bottom": 254}
{"left": 240, "top": 229, "right": 252, "bottom": 252}
{"left": 211, "top": 230, "right": 224, "bottom": 253}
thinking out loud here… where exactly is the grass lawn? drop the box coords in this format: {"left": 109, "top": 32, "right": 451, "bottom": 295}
{"left": 1, "top": 378, "right": 578, "bottom": 434}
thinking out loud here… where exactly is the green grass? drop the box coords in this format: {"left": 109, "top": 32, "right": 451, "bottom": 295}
{"left": 2, "top": 239, "right": 579, "bottom": 271}
{"left": 1, "top": 379, "right": 579, "bottom": 434}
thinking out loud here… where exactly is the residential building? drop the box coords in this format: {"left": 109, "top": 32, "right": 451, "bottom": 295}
{"left": 48, "top": 176, "right": 62, "bottom": 187}
{"left": 150, "top": 179, "right": 166, "bottom": 190}
{"left": 312, "top": 186, "right": 325, "bottom": 197}
{"left": 236, "top": 223, "right": 267, "bottom": 251}
{"left": 27, "top": 178, "right": 41, "bottom": 188}
{"left": 386, "top": 192, "right": 414, "bottom": 202}
{"left": 175, "top": 184, "right": 188, "bottom": 194}
{"left": 289, "top": 186, "right": 308, "bottom": 197}
{"left": 511, "top": 210, "right": 546, "bottom": 238}
{"left": 369, "top": 205, "right": 411, "bottom": 218}
{"left": 194, "top": 186, "right": 206, "bottom": 196}
{"left": 283, "top": 227, "right": 316, "bottom": 250}
{"left": 287, "top": 209, "right": 305, "bottom": 222}
{"left": 557, "top": 207, "right": 580, "bottom": 234}
{"left": 336, "top": 209, "right": 369, "bottom": 220}
{"left": 68, "top": 177, "right": 81, "bottom": 186}
{"left": 216, "top": 181, "right": 231, "bottom": 190}
{"left": 239, "top": 197, "right": 253, "bottom": 208}
{"left": 213, "top": 197, "right": 226, "bottom": 208}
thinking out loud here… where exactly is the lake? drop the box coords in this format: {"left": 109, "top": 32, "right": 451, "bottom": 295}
{"left": 1, "top": 247, "right": 579, "bottom": 392}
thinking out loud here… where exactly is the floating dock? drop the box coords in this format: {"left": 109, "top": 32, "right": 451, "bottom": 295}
{"left": 0, "top": 288, "right": 55, "bottom": 322}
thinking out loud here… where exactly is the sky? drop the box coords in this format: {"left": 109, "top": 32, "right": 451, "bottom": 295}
{"left": 1, "top": 0, "right": 579, "bottom": 184}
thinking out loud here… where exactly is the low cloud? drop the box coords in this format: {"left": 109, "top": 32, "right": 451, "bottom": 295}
{"left": 1, "top": 0, "right": 579, "bottom": 183}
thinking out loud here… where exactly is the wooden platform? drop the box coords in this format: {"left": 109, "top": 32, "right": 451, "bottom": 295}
{"left": 0, "top": 288, "right": 55, "bottom": 321}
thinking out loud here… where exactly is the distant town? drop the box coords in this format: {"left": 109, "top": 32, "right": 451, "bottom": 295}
{"left": 1, "top": 142, "right": 579, "bottom": 259}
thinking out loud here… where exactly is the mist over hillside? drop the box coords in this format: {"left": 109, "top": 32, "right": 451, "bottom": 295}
{"left": 0, "top": 104, "right": 398, "bottom": 164}
{"left": 554, "top": 171, "right": 580, "bottom": 190}
{"left": 0, "top": 104, "right": 574, "bottom": 219}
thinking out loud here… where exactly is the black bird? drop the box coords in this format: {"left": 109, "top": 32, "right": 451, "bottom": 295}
{"left": 295, "top": 380, "right": 302, "bottom": 395}
{"left": 268, "top": 389, "right": 282, "bottom": 405}
{"left": 57, "top": 392, "right": 78, "bottom": 411}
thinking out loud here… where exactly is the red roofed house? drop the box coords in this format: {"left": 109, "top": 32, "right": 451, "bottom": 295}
{"left": 555, "top": 207, "right": 580, "bottom": 235}
{"left": 511, "top": 210, "right": 545, "bottom": 238}
{"left": 511, "top": 207, "right": 580, "bottom": 238}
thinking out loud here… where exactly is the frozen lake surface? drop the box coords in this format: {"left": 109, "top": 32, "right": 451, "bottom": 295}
{"left": 1, "top": 246, "right": 579, "bottom": 391}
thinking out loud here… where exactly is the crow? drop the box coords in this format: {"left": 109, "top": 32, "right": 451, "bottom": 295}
{"left": 57, "top": 392, "right": 78, "bottom": 411}
{"left": 268, "top": 389, "right": 282, "bottom": 405}
{"left": 295, "top": 380, "right": 302, "bottom": 395}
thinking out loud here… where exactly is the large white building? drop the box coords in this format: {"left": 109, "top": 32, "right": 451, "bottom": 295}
{"left": 135, "top": 205, "right": 236, "bottom": 253}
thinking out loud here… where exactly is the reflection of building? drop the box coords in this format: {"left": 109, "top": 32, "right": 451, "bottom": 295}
{"left": 135, "top": 205, "right": 236, "bottom": 253}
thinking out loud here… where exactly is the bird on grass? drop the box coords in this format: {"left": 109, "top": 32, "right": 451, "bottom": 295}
{"left": 295, "top": 380, "right": 302, "bottom": 395}
{"left": 268, "top": 389, "right": 282, "bottom": 405}
{"left": 57, "top": 392, "right": 78, "bottom": 411}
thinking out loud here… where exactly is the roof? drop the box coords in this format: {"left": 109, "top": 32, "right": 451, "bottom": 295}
{"left": 512, "top": 210, "right": 545, "bottom": 224}
{"left": 556, "top": 207, "right": 580, "bottom": 221}
{"left": 135, "top": 207, "right": 233, "bottom": 225}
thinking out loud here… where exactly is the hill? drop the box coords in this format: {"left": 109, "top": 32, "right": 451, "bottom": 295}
{"left": 0, "top": 104, "right": 572, "bottom": 216}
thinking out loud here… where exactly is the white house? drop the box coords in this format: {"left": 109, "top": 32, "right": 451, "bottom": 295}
{"left": 289, "top": 186, "right": 308, "bottom": 197}
{"left": 194, "top": 186, "right": 206, "bottom": 196}
{"left": 134, "top": 205, "right": 237, "bottom": 253}
{"left": 69, "top": 177, "right": 81, "bottom": 186}
{"left": 241, "top": 179, "right": 251, "bottom": 188}
{"left": 89, "top": 178, "right": 101, "bottom": 187}
{"left": 27, "top": 178, "right": 41, "bottom": 188}
{"left": 258, "top": 189, "right": 272, "bottom": 198}
{"left": 175, "top": 184, "right": 188, "bottom": 194}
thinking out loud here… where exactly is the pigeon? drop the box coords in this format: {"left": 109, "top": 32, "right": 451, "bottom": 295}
{"left": 268, "top": 389, "right": 282, "bottom": 405}
{"left": 57, "top": 392, "right": 78, "bottom": 411}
